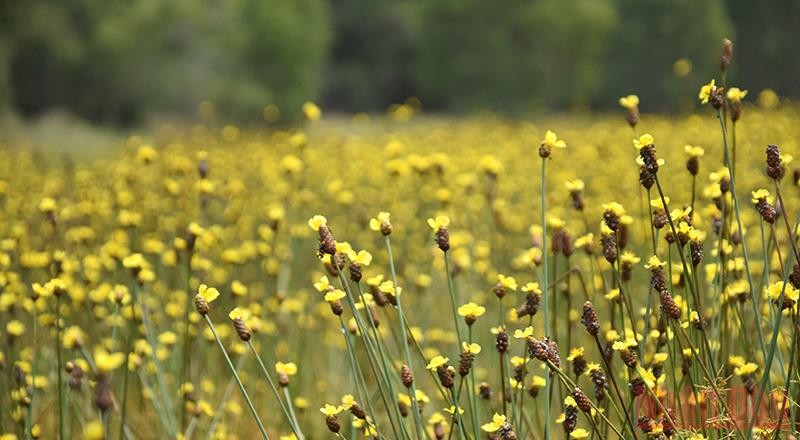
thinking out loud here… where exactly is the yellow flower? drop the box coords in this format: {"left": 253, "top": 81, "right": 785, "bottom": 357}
{"left": 324, "top": 289, "right": 346, "bottom": 303}
{"left": 541, "top": 130, "right": 566, "bottom": 149}
{"left": 728, "top": 355, "right": 745, "bottom": 367}
{"left": 727, "top": 87, "right": 748, "bottom": 103}
{"left": 231, "top": 280, "right": 248, "bottom": 297}
{"left": 612, "top": 338, "right": 637, "bottom": 351}
{"left": 570, "top": 428, "right": 591, "bottom": 439}
{"left": 314, "top": 276, "right": 331, "bottom": 292}
{"left": 766, "top": 281, "right": 799, "bottom": 302}
{"left": 428, "top": 412, "right": 447, "bottom": 425}
{"left": 521, "top": 282, "right": 542, "bottom": 294}
{"left": 637, "top": 365, "right": 657, "bottom": 389}
{"left": 531, "top": 375, "right": 546, "bottom": 388}
{"left": 574, "top": 233, "right": 594, "bottom": 249}
{"left": 275, "top": 362, "right": 298, "bottom": 376}
{"left": 565, "top": 179, "right": 585, "bottom": 192}
{"left": 426, "top": 356, "right": 449, "bottom": 370}
{"left": 307, "top": 215, "right": 327, "bottom": 231}
{"left": 369, "top": 212, "right": 391, "bottom": 231}
{"left": 620, "top": 252, "right": 640, "bottom": 265}
{"left": 644, "top": 255, "right": 666, "bottom": 269}
{"left": 347, "top": 249, "right": 372, "bottom": 266}
{"left": 457, "top": 302, "right": 486, "bottom": 319}
{"left": 751, "top": 189, "right": 771, "bottom": 204}
{"left": 462, "top": 342, "right": 481, "bottom": 355}
{"left": 197, "top": 284, "right": 220, "bottom": 303}
{"left": 94, "top": 349, "right": 126, "bottom": 373}
{"left": 619, "top": 94, "right": 639, "bottom": 110}
{"left": 38, "top": 197, "right": 57, "bottom": 214}
{"left": 6, "top": 320, "right": 25, "bottom": 337}
{"left": 684, "top": 145, "right": 705, "bottom": 158}
{"left": 302, "top": 102, "right": 321, "bottom": 121}
{"left": 378, "top": 280, "right": 402, "bottom": 297}
{"left": 158, "top": 331, "right": 177, "bottom": 346}
{"left": 228, "top": 307, "right": 250, "bottom": 322}
{"left": 633, "top": 133, "right": 654, "bottom": 149}
{"left": 734, "top": 362, "right": 758, "bottom": 376}
{"left": 319, "top": 404, "right": 342, "bottom": 416}
{"left": 427, "top": 216, "right": 450, "bottom": 230}
{"left": 444, "top": 406, "right": 465, "bottom": 415}
{"left": 698, "top": 79, "right": 716, "bottom": 104}
{"left": 84, "top": 420, "right": 105, "bottom": 440}
{"left": 498, "top": 274, "right": 517, "bottom": 291}
{"left": 513, "top": 327, "right": 534, "bottom": 339}
{"left": 122, "top": 253, "right": 145, "bottom": 269}
{"left": 481, "top": 413, "right": 507, "bottom": 432}
{"left": 62, "top": 326, "right": 86, "bottom": 349}
{"left": 340, "top": 394, "right": 357, "bottom": 409}
{"left": 567, "top": 347, "right": 584, "bottom": 361}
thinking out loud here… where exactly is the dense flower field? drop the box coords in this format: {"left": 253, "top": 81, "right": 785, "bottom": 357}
{"left": 1, "top": 44, "right": 800, "bottom": 440}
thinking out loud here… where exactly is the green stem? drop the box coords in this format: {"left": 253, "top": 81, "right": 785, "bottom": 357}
{"left": 247, "top": 341, "right": 304, "bottom": 439}
{"left": 386, "top": 236, "right": 425, "bottom": 440}
{"left": 203, "top": 314, "right": 270, "bottom": 439}
{"left": 540, "top": 156, "right": 551, "bottom": 440}
{"left": 56, "top": 295, "right": 66, "bottom": 440}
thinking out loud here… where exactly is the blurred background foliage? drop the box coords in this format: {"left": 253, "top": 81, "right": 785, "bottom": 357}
{"left": 0, "top": 0, "right": 797, "bottom": 124}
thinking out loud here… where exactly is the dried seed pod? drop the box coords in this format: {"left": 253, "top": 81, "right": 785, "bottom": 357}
{"left": 350, "top": 403, "right": 366, "bottom": 420}
{"left": 479, "top": 382, "right": 492, "bottom": 400}
{"left": 653, "top": 208, "right": 667, "bottom": 229}
{"left": 650, "top": 268, "right": 668, "bottom": 292}
{"left": 400, "top": 364, "right": 414, "bottom": 388}
{"left": 379, "top": 219, "right": 393, "bottom": 236}
{"left": 629, "top": 377, "right": 646, "bottom": 397}
{"left": 639, "top": 167, "right": 655, "bottom": 190}
{"left": 639, "top": 145, "right": 659, "bottom": 174}
{"left": 329, "top": 300, "right": 344, "bottom": 316}
{"left": 709, "top": 86, "right": 725, "bottom": 110}
{"left": 495, "top": 330, "right": 509, "bottom": 353}
{"left": 349, "top": 263, "right": 363, "bottom": 282}
{"left": 194, "top": 295, "right": 210, "bottom": 315}
{"left": 437, "top": 365, "right": 455, "bottom": 389}
{"left": 581, "top": 301, "right": 599, "bottom": 336}
{"left": 326, "top": 415, "right": 341, "bottom": 433}
{"left": 95, "top": 373, "right": 114, "bottom": 413}
{"left": 766, "top": 144, "right": 784, "bottom": 180}
{"left": 659, "top": 288, "right": 681, "bottom": 320}
{"left": 590, "top": 367, "right": 607, "bottom": 402}
{"left": 318, "top": 224, "right": 337, "bottom": 255}
{"left": 571, "top": 355, "right": 587, "bottom": 378}
{"left": 720, "top": 38, "right": 733, "bottom": 71}
{"left": 528, "top": 338, "right": 549, "bottom": 362}
{"left": 570, "top": 191, "right": 585, "bottom": 211}
{"left": 686, "top": 157, "right": 699, "bottom": 176}
{"left": 620, "top": 347, "right": 638, "bottom": 368}
{"left": 563, "top": 405, "right": 578, "bottom": 434}
{"left": 434, "top": 422, "right": 446, "bottom": 439}
{"left": 603, "top": 211, "right": 620, "bottom": 232}
{"left": 458, "top": 352, "right": 474, "bottom": 377}
{"left": 435, "top": 227, "right": 450, "bottom": 252}
{"left": 233, "top": 317, "right": 252, "bottom": 341}
{"left": 572, "top": 387, "right": 592, "bottom": 413}
{"left": 601, "top": 234, "right": 617, "bottom": 264}
{"left": 789, "top": 262, "right": 800, "bottom": 289}
{"left": 755, "top": 198, "right": 776, "bottom": 223}
{"left": 690, "top": 240, "right": 703, "bottom": 267}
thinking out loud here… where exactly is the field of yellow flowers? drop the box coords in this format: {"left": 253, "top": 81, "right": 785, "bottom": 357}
{"left": 2, "top": 43, "right": 800, "bottom": 440}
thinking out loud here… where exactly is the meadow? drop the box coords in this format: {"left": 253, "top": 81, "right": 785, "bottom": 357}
{"left": 2, "top": 51, "right": 800, "bottom": 440}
